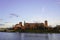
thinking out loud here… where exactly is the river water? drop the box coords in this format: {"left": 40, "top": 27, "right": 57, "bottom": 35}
{"left": 0, "top": 32, "right": 60, "bottom": 40}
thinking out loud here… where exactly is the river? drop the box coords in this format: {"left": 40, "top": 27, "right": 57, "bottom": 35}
{"left": 0, "top": 32, "right": 60, "bottom": 40}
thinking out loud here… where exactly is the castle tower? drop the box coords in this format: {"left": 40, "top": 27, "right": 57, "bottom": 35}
{"left": 24, "top": 21, "right": 25, "bottom": 26}
{"left": 44, "top": 20, "right": 48, "bottom": 27}
{"left": 19, "top": 22, "right": 22, "bottom": 26}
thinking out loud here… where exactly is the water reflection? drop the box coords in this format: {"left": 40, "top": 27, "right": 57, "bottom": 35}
{"left": 48, "top": 34, "right": 60, "bottom": 40}
{"left": 21, "top": 33, "right": 24, "bottom": 40}
{"left": 23, "top": 33, "right": 48, "bottom": 40}
{"left": 0, "top": 32, "right": 60, "bottom": 40}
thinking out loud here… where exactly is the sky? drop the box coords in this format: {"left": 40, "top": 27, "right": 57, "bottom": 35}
{"left": 0, "top": 0, "right": 60, "bottom": 28}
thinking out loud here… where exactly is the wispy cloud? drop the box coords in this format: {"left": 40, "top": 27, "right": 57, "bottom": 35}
{"left": 0, "top": 24, "right": 5, "bottom": 26}
{"left": 41, "top": 7, "right": 45, "bottom": 13}
{"left": 10, "top": 13, "right": 19, "bottom": 18}
{"left": 0, "top": 19, "right": 3, "bottom": 21}
{"left": 55, "top": 0, "right": 60, "bottom": 5}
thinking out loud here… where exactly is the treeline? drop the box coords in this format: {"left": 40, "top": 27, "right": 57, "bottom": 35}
{"left": 14, "top": 25, "right": 60, "bottom": 33}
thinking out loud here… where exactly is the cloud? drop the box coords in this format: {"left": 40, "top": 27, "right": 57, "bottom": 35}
{"left": 0, "top": 19, "right": 3, "bottom": 21}
{"left": 4, "top": 22, "right": 11, "bottom": 23}
{"left": 0, "top": 24, "right": 5, "bottom": 26}
{"left": 0, "top": 22, "right": 14, "bottom": 28}
{"left": 41, "top": 7, "right": 45, "bottom": 13}
{"left": 55, "top": 0, "right": 60, "bottom": 5}
{"left": 41, "top": 6, "right": 47, "bottom": 14}
{"left": 10, "top": 13, "right": 19, "bottom": 18}
{"left": 56, "top": 2, "right": 60, "bottom": 5}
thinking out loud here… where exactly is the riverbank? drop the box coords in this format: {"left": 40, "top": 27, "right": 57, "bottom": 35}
{"left": 0, "top": 27, "right": 60, "bottom": 33}
{"left": 0, "top": 29, "right": 60, "bottom": 33}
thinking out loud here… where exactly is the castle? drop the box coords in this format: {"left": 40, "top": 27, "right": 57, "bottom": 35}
{"left": 13, "top": 20, "right": 48, "bottom": 30}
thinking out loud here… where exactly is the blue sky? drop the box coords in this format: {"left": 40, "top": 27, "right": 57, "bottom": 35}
{"left": 0, "top": 0, "right": 60, "bottom": 28}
